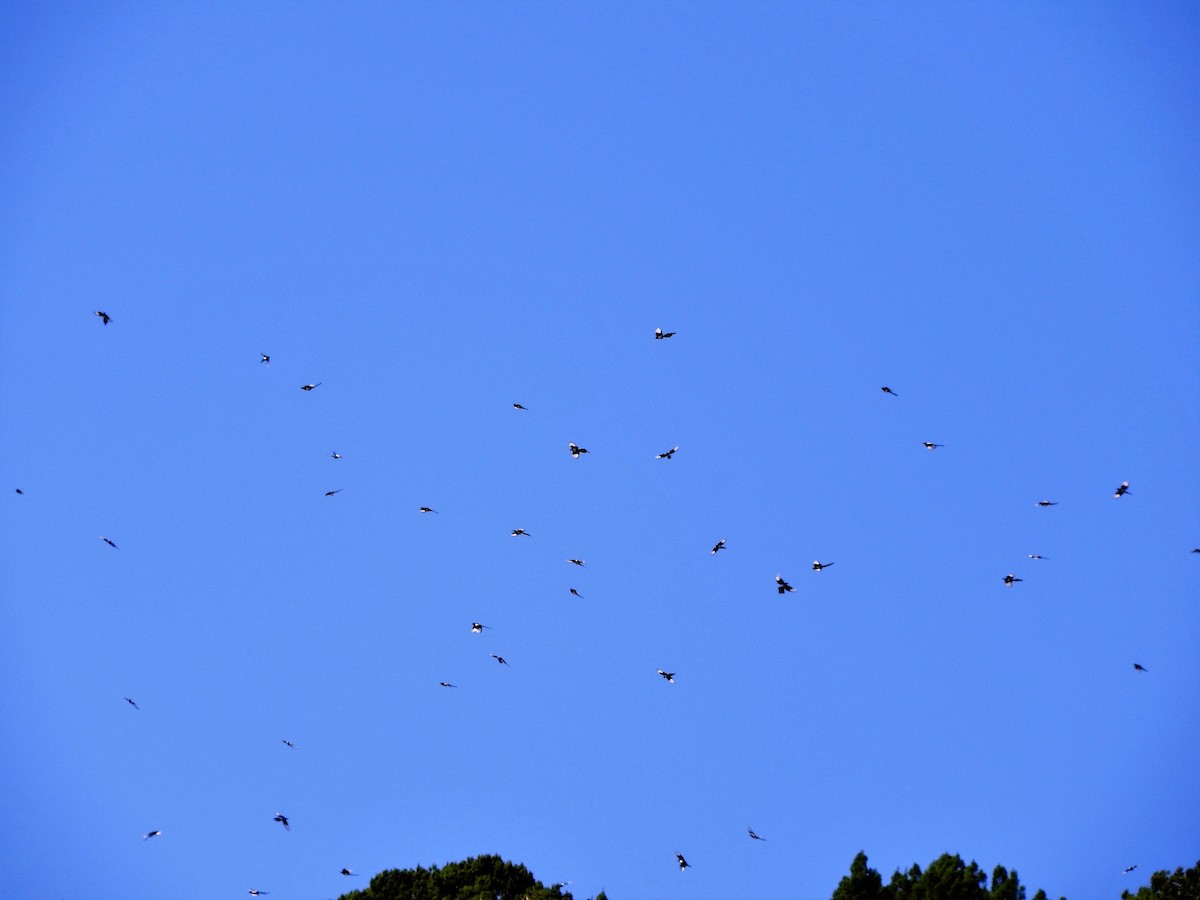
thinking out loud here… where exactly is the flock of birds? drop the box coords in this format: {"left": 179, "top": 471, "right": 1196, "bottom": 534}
{"left": 16, "top": 313, "right": 1179, "bottom": 893}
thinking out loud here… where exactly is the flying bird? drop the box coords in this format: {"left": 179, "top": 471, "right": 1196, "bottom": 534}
{"left": 513, "top": 403, "right": 527, "bottom": 410}
{"left": 657, "top": 669, "right": 675, "bottom": 683}
{"left": 123, "top": 696, "right": 139, "bottom": 710}
{"left": 569, "top": 588, "right": 583, "bottom": 598}
{"left": 341, "top": 869, "right": 357, "bottom": 876}
{"left": 1114, "top": 481, "right": 1130, "bottom": 498}
{"left": 568, "top": 442, "right": 589, "bottom": 458}
{"left": 676, "top": 852, "right": 690, "bottom": 871}
{"left": 281, "top": 739, "right": 295, "bottom": 749}
{"left": 324, "top": 489, "right": 342, "bottom": 497}
{"left": 656, "top": 446, "right": 679, "bottom": 459}
{"left": 95, "top": 310, "right": 111, "bottom": 325}
{"left": 711, "top": 539, "right": 726, "bottom": 555}
{"left": 1192, "top": 548, "right": 1200, "bottom": 554}
{"left": 248, "top": 891, "right": 270, "bottom": 896}
{"left": 490, "top": 654, "right": 508, "bottom": 665}
{"left": 881, "top": 386, "right": 898, "bottom": 396}
{"left": 1003, "top": 574, "right": 1022, "bottom": 587}
{"left": 1027, "top": 554, "right": 1048, "bottom": 560}
{"left": 471, "top": 623, "right": 490, "bottom": 633}
{"left": 439, "top": 682, "right": 457, "bottom": 688}
{"left": 1037, "top": 500, "right": 1058, "bottom": 507}
{"left": 775, "top": 575, "right": 794, "bottom": 594}
{"left": 101, "top": 537, "right": 118, "bottom": 549}
{"left": 142, "top": 830, "right": 160, "bottom": 840}
{"left": 418, "top": 506, "right": 437, "bottom": 513}
{"left": 812, "top": 560, "right": 834, "bottom": 571}
{"left": 1133, "top": 663, "right": 1148, "bottom": 673}
{"left": 331, "top": 451, "right": 342, "bottom": 459}
{"left": 748, "top": 827, "right": 766, "bottom": 841}
{"left": 273, "top": 813, "right": 289, "bottom": 831}
{"left": 260, "top": 354, "right": 270, "bottom": 364}
{"left": 511, "top": 528, "right": 530, "bottom": 536}
{"left": 1122, "top": 865, "right": 1139, "bottom": 874}
{"left": 655, "top": 328, "right": 676, "bottom": 340}
{"left": 300, "top": 383, "right": 321, "bottom": 391}
{"left": 15, "top": 488, "right": 24, "bottom": 494}
{"left": 922, "top": 442, "right": 944, "bottom": 450}
{"left": 567, "top": 558, "right": 586, "bottom": 567}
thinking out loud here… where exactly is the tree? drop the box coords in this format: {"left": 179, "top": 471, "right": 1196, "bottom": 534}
{"left": 1121, "top": 861, "right": 1200, "bottom": 900}
{"left": 336, "top": 854, "right": 605, "bottom": 900}
{"left": 832, "top": 851, "right": 887, "bottom": 900}
{"left": 832, "top": 852, "right": 1060, "bottom": 900}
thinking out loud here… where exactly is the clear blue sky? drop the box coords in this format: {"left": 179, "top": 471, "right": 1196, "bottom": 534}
{"left": 2, "top": 3, "right": 1197, "bottom": 899}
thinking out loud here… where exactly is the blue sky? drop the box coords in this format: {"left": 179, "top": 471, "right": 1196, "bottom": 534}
{"left": 1, "top": 3, "right": 1197, "bottom": 899}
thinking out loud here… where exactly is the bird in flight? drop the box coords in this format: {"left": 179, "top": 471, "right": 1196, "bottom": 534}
{"left": 95, "top": 310, "right": 112, "bottom": 325}
{"left": 331, "top": 451, "right": 343, "bottom": 459}
{"left": 248, "top": 891, "right": 270, "bottom": 896}
{"left": 1192, "top": 548, "right": 1200, "bottom": 554}
{"left": 568, "top": 442, "right": 589, "bottom": 458}
{"left": 300, "top": 383, "right": 321, "bottom": 391}
{"left": 513, "top": 403, "right": 527, "bottom": 410}
{"left": 812, "top": 560, "right": 834, "bottom": 571}
{"left": 657, "top": 669, "right": 676, "bottom": 683}
{"left": 1122, "top": 865, "right": 1139, "bottom": 874}
{"left": 439, "top": 682, "right": 457, "bottom": 688}
{"left": 568, "top": 558, "right": 586, "bottom": 567}
{"left": 656, "top": 446, "right": 679, "bottom": 460}
{"left": 418, "top": 506, "right": 437, "bottom": 514}
{"left": 1003, "top": 574, "right": 1023, "bottom": 587}
{"left": 1133, "top": 663, "right": 1148, "bottom": 673}
{"left": 471, "top": 623, "right": 490, "bottom": 633}
{"left": 569, "top": 588, "right": 583, "bottom": 598}
{"left": 14, "top": 488, "right": 23, "bottom": 495}
{"left": 123, "top": 696, "right": 139, "bottom": 710}
{"left": 711, "top": 539, "right": 726, "bottom": 556}
{"left": 881, "top": 386, "right": 898, "bottom": 396}
{"left": 748, "top": 827, "right": 766, "bottom": 841}
{"left": 324, "top": 489, "right": 342, "bottom": 497}
{"left": 273, "top": 813, "right": 289, "bottom": 831}
{"left": 511, "top": 528, "right": 530, "bottom": 536}
{"left": 341, "top": 869, "right": 357, "bottom": 876}
{"left": 101, "top": 537, "right": 118, "bottom": 549}
{"left": 775, "top": 575, "right": 794, "bottom": 594}
{"left": 490, "top": 654, "right": 508, "bottom": 665}
{"left": 260, "top": 354, "right": 270, "bottom": 365}
{"left": 1027, "top": 554, "right": 1048, "bottom": 560}
{"left": 655, "top": 328, "right": 676, "bottom": 340}
{"left": 142, "top": 830, "right": 161, "bottom": 840}
{"left": 281, "top": 739, "right": 295, "bottom": 749}
{"left": 922, "top": 442, "right": 944, "bottom": 450}
{"left": 1036, "top": 500, "right": 1058, "bottom": 507}
{"left": 676, "top": 852, "right": 690, "bottom": 871}
{"left": 1114, "top": 481, "right": 1131, "bottom": 498}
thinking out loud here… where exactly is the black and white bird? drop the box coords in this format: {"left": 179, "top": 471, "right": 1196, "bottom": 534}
{"left": 655, "top": 328, "right": 676, "bottom": 340}
{"left": 1027, "top": 554, "right": 1048, "bottom": 560}
{"left": 511, "top": 528, "right": 530, "bottom": 536}
{"left": 1133, "top": 663, "right": 1148, "bottom": 673}
{"left": 775, "top": 575, "right": 794, "bottom": 594}
{"left": 675, "top": 852, "right": 690, "bottom": 871}
{"left": 657, "top": 669, "right": 675, "bottom": 683}
{"left": 439, "top": 682, "right": 457, "bottom": 688}
{"left": 101, "top": 536, "right": 118, "bottom": 549}
{"left": 1122, "top": 865, "right": 1139, "bottom": 874}
{"left": 812, "top": 560, "right": 834, "bottom": 571}
{"left": 281, "top": 739, "right": 295, "bottom": 749}
{"left": 513, "top": 403, "right": 527, "bottom": 410}
{"left": 748, "top": 827, "right": 766, "bottom": 841}
{"left": 419, "top": 507, "right": 438, "bottom": 514}
{"left": 490, "top": 654, "right": 508, "bottom": 666}
{"left": 248, "top": 891, "right": 270, "bottom": 896}
{"left": 711, "top": 539, "right": 726, "bottom": 556}
{"left": 123, "top": 696, "right": 139, "bottom": 710}
{"left": 341, "top": 868, "right": 357, "bottom": 876}
{"left": 568, "top": 558, "right": 586, "bottom": 567}
{"left": 331, "top": 451, "right": 343, "bottom": 459}
{"left": 273, "top": 813, "right": 289, "bottom": 831}
{"left": 881, "top": 386, "right": 898, "bottom": 396}
{"left": 568, "top": 442, "right": 589, "bottom": 458}
{"left": 922, "top": 442, "right": 944, "bottom": 450}
{"left": 471, "top": 623, "right": 490, "bottom": 633}
{"left": 1037, "top": 500, "right": 1057, "bottom": 507}
{"left": 324, "top": 489, "right": 342, "bottom": 497}
{"left": 142, "top": 830, "right": 160, "bottom": 840}
{"left": 1003, "top": 574, "right": 1023, "bottom": 587}
{"left": 656, "top": 446, "right": 679, "bottom": 460}
{"left": 569, "top": 588, "right": 583, "bottom": 598}
{"left": 260, "top": 354, "right": 270, "bottom": 365}
{"left": 95, "top": 310, "right": 112, "bottom": 325}
{"left": 1114, "top": 481, "right": 1131, "bottom": 498}
{"left": 300, "top": 383, "right": 321, "bottom": 391}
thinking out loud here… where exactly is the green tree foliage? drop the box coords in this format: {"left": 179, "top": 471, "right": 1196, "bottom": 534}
{"left": 1121, "top": 860, "right": 1200, "bottom": 900}
{"left": 832, "top": 852, "right": 1061, "bottom": 900}
{"left": 336, "top": 854, "right": 607, "bottom": 900}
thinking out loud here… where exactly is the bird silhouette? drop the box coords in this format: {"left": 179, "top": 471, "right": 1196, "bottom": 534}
{"left": 569, "top": 588, "right": 583, "bottom": 598}
{"left": 439, "top": 682, "right": 457, "bottom": 688}
{"left": 655, "top": 328, "right": 676, "bottom": 340}
{"left": 260, "top": 354, "right": 270, "bottom": 364}
{"left": 281, "top": 739, "right": 295, "bottom": 749}
{"left": 248, "top": 891, "right": 270, "bottom": 896}
{"left": 1114, "top": 481, "right": 1130, "bottom": 498}
{"left": 1122, "top": 865, "right": 1139, "bottom": 874}
{"left": 471, "top": 623, "right": 490, "bottom": 633}
{"left": 95, "top": 311, "right": 111, "bottom": 325}
{"left": 123, "top": 696, "right": 139, "bottom": 710}
{"left": 1037, "top": 500, "right": 1058, "bottom": 507}
{"left": 657, "top": 669, "right": 675, "bottom": 683}
{"left": 1133, "top": 663, "right": 1148, "bottom": 673}
{"left": 775, "top": 575, "right": 794, "bottom": 594}
{"left": 513, "top": 403, "right": 527, "bottom": 410}
{"left": 341, "top": 868, "right": 357, "bottom": 876}
{"left": 881, "top": 386, "right": 898, "bottom": 396}
{"left": 1027, "top": 554, "right": 1048, "bottom": 560}
{"left": 568, "top": 558, "right": 586, "bottom": 567}
{"left": 330, "top": 451, "right": 343, "bottom": 459}
{"left": 676, "top": 852, "right": 690, "bottom": 870}
{"left": 101, "top": 537, "right": 118, "bottom": 549}
{"left": 711, "top": 539, "right": 726, "bottom": 555}
{"left": 568, "top": 442, "right": 589, "bottom": 458}
{"left": 419, "top": 507, "right": 438, "bottom": 514}
{"left": 1003, "top": 574, "right": 1022, "bottom": 587}
{"left": 273, "top": 813, "right": 289, "bottom": 831}
{"left": 142, "top": 830, "right": 160, "bottom": 840}
{"left": 324, "top": 489, "right": 342, "bottom": 497}
{"left": 922, "top": 442, "right": 944, "bottom": 450}
{"left": 511, "top": 528, "right": 530, "bottom": 536}
{"left": 300, "top": 383, "right": 321, "bottom": 391}
{"left": 490, "top": 654, "right": 508, "bottom": 665}
{"left": 812, "top": 560, "right": 834, "bottom": 571}
{"left": 656, "top": 446, "right": 679, "bottom": 459}
{"left": 748, "top": 827, "right": 766, "bottom": 840}
{"left": 14, "top": 488, "right": 23, "bottom": 495}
